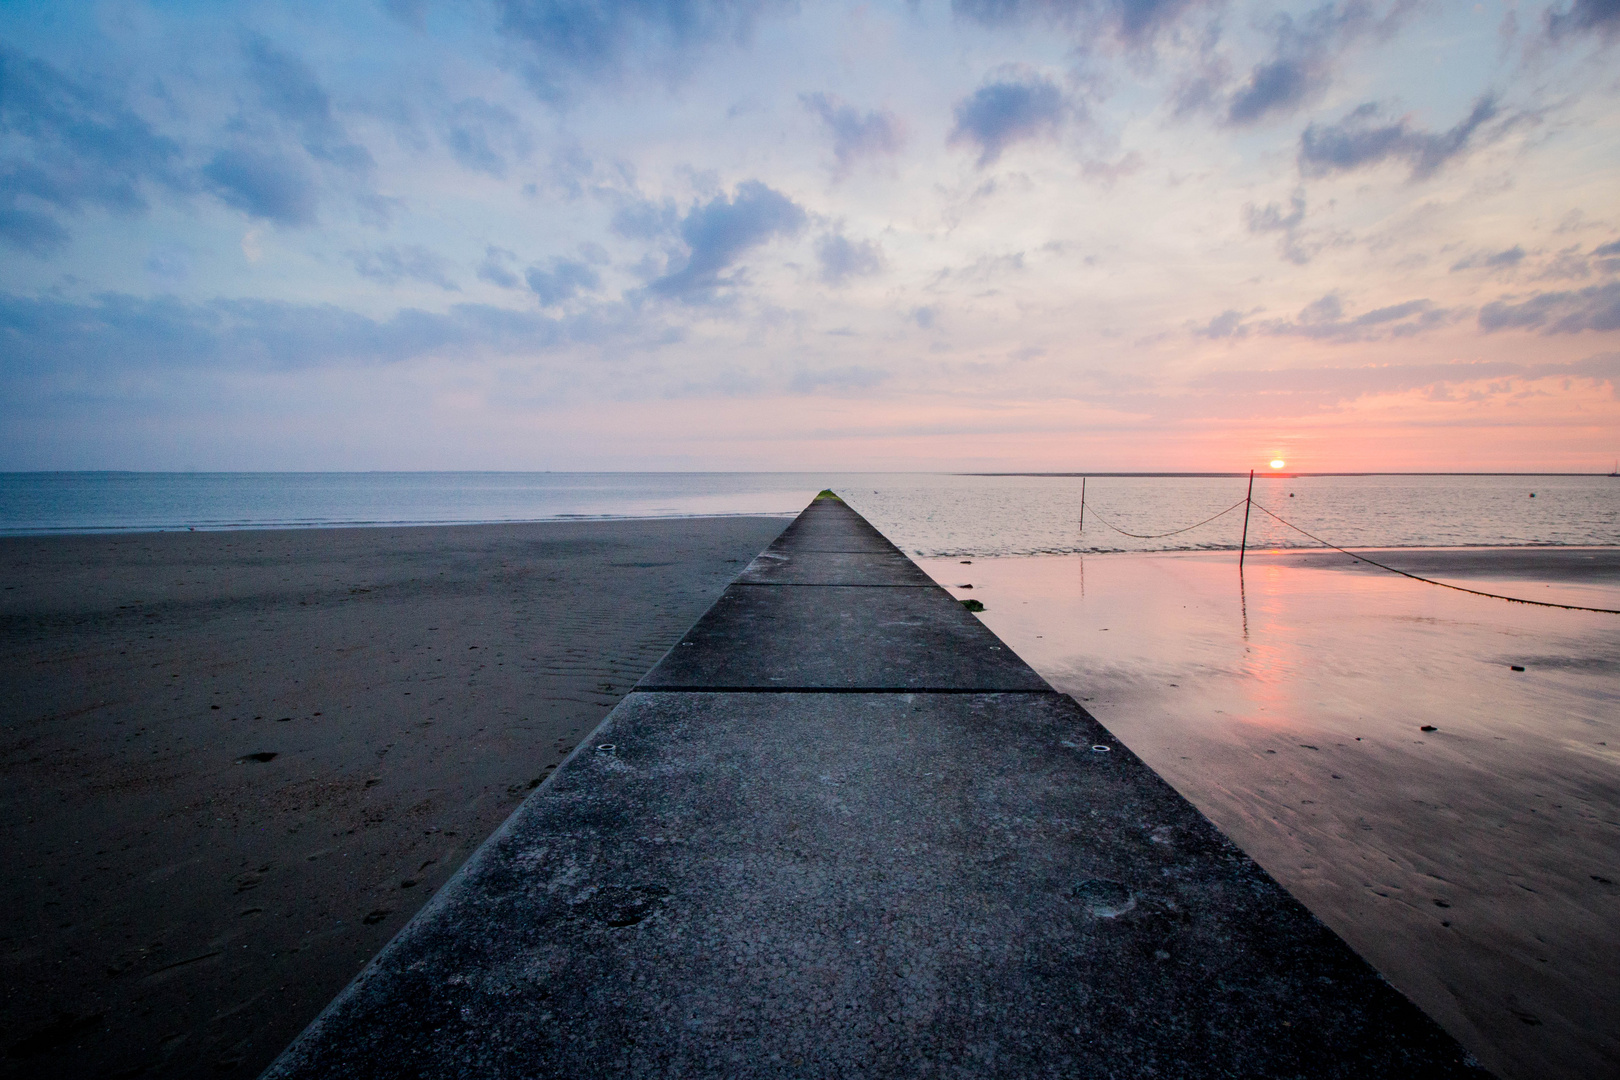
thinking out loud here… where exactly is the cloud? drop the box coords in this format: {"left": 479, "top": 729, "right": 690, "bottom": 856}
{"left": 0, "top": 38, "right": 393, "bottom": 243}
{"left": 815, "top": 233, "right": 885, "bottom": 285}
{"left": 611, "top": 196, "right": 680, "bottom": 240}
{"left": 1188, "top": 351, "right": 1620, "bottom": 407}
{"left": 1298, "top": 95, "right": 1500, "bottom": 180}
{"left": 800, "top": 93, "right": 904, "bottom": 175}
{"left": 347, "top": 245, "right": 461, "bottom": 290}
{"left": 1194, "top": 309, "right": 1250, "bottom": 339}
{"left": 1243, "top": 188, "right": 1318, "bottom": 264}
{"left": 1547, "top": 0, "right": 1620, "bottom": 40}
{"left": 1226, "top": 0, "right": 1401, "bottom": 126}
{"left": 950, "top": 0, "right": 1213, "bottom": 49}
{"left": 1518, "top": 240, "right": 1620, "bottom": 281}
{"left": 202, "top": 146, "right": 319, "bottom": 226}
{"left": 647, "top": 180, "right": 807, "bottom": 299}
{"left": 912, "top": 306, "right": 936, "bottom": 329}
{"left": 1478, "top": 282, "right": 1620, "bottom": 333}
{"left": 931, "top": 251, "right": 1027, "bottom": 287}
{"left": 383, "top": 0, "right": 429, "bottom": 28}
{"left": 496, "top": 0, "right": 785, "bottom": 97}
{"left": 1228, "top": 57, "right": 1318, "bottom": 126}
{"left": 1451, "top": 245, "right": 1526, "bottom": 272}
{"left": 0, "top": 45, "right": 186, "bottom": 254}
{"left": 1198, "top": 292, "right": 1456, "bottom": 342}
{"left": 788, "top": 364, "right": 889, "bottom": 394}
{"left": 0, "top": 208, "right": 70, "bottom": 256}
{"left": 144, "top": 243, "right": 193, "bottom": 285}
{"left": 1080, "top": 151, "right": 1144, "bottom": 185}
{"left": 0, "top": 291, "right": 578, "bottom": 377}
{"left": 525, "top": 259, "right": 601, "bottom": 305}
{"left": 948, "top": 71, "right": 1071, "bottom": 167}
{"left": 444, "top": 98, "right": 529, "bottom": 178}
{"left": 1572, "top": 240, "right": 1620, "bottom": 278}
{"left": 244, "top": 36, "right": 373, "bottom": 174}
{"left": 478, "top": 246, "right": 522, "bottom": 288}
{"left": 1269, "top": 293, "right": 1455, "bottom": 339}
{"left": 0, "top": 285, "right": 731, "bottom": 408}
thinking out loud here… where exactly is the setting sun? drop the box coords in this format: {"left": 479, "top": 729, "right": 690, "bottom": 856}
{"left": 1269, "top": 459, "right": 1286, "bottom": 469}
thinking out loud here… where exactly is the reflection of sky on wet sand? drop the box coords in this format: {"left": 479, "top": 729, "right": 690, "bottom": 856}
{"left": 919, "top": 550, "right": 1620, "bottom": 1080}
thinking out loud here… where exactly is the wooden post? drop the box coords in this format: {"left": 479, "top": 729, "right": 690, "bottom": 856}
{"left": 1079, "top": 477, "right": 1085, "bottom": 537}
{"left": 1239, "top": 469, "right": 1254, "bottom": 569}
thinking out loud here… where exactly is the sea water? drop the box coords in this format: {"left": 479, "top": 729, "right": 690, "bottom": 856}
{"left": 2, "top": 471, "right": 1616, "bottom": 552}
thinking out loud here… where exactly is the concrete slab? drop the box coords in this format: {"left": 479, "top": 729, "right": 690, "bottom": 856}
{"left": 264, "top": 691, "right": 1484, "bottom": 1079}
{"left": 764, "top": 498, "right": 901, "bottom": 553}
{"left": 736, "top": 547, "right": 937, "bottom": 586}
{"left": 633, "top": 583, "right": 1050, "bottom": 691}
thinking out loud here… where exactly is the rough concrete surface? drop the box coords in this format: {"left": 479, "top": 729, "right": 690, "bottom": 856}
{"left": 263, "top": 497, "right": 1488, "bottom": 1079}
{"left": 736, "top": 548, "right": 937, "bottom": 587}
{"left": 635, "top": 584, "right": 1051, "bottom": 692}
{"left": 762, "top": 505, "right": 901, "bottom": 554}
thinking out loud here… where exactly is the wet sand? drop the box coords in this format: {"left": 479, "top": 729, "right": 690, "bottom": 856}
{"left": 0, "top": 516, "right": 786, "bottom": 1079}
{"left": 921, "top": 547, "right": 1620, "bottom": 1080}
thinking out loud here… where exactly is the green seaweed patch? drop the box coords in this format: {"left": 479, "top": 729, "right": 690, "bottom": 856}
{"left": 961, "top": 599, "right": 985, "bottom": 612}
{"left": 815, "top": 489, "right": 843, "bottom": 501}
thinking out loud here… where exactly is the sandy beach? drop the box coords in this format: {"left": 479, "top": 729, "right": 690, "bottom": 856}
{"left": 921, "top": 547, "right": 1620, "bottom": 1080}
{"left": 0, "top": 516, "right": 786, "bottom": 1079}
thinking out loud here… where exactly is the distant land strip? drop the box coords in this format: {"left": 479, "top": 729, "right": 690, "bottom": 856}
{"left": 960, "top": 471, "right": 1620, "bottom": 478}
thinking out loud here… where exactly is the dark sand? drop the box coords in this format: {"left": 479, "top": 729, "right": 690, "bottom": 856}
{"left": 0, "top": 516, "right": 786, "bottom": 1079}
{"left": 922, "top": 547, "right": 1620, "bottom": 1080}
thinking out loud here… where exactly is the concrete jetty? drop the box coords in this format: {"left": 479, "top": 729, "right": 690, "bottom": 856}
{"left": 263, "top": 494, "right": 1486, "bottom": 1078}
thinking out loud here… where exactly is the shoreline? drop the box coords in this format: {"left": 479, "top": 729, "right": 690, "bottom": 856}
{"left": 0, "top": 516, "right": 787, "bottom": 1079}
{"left": 0, "top": 510, "right": 801, "bottom": 539}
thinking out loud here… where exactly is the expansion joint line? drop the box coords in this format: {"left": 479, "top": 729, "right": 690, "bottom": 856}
{"left": 1251, "top": 503, "right": 1620, "bottom": 615}
{"left": 730, "top": 582, "right": 935, "bottom": 588}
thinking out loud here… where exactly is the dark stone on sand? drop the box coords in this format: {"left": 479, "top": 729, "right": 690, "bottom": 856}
{"left": 239, "top": 751, "right": 277, "bottom": 763}
{"left": 1422, "top": 725, "right": 1438, "bottom": 732}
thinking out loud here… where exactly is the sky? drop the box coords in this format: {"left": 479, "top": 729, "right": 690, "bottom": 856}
{"left": 2, "top": 0, "right": 1618, "bottom": 473}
